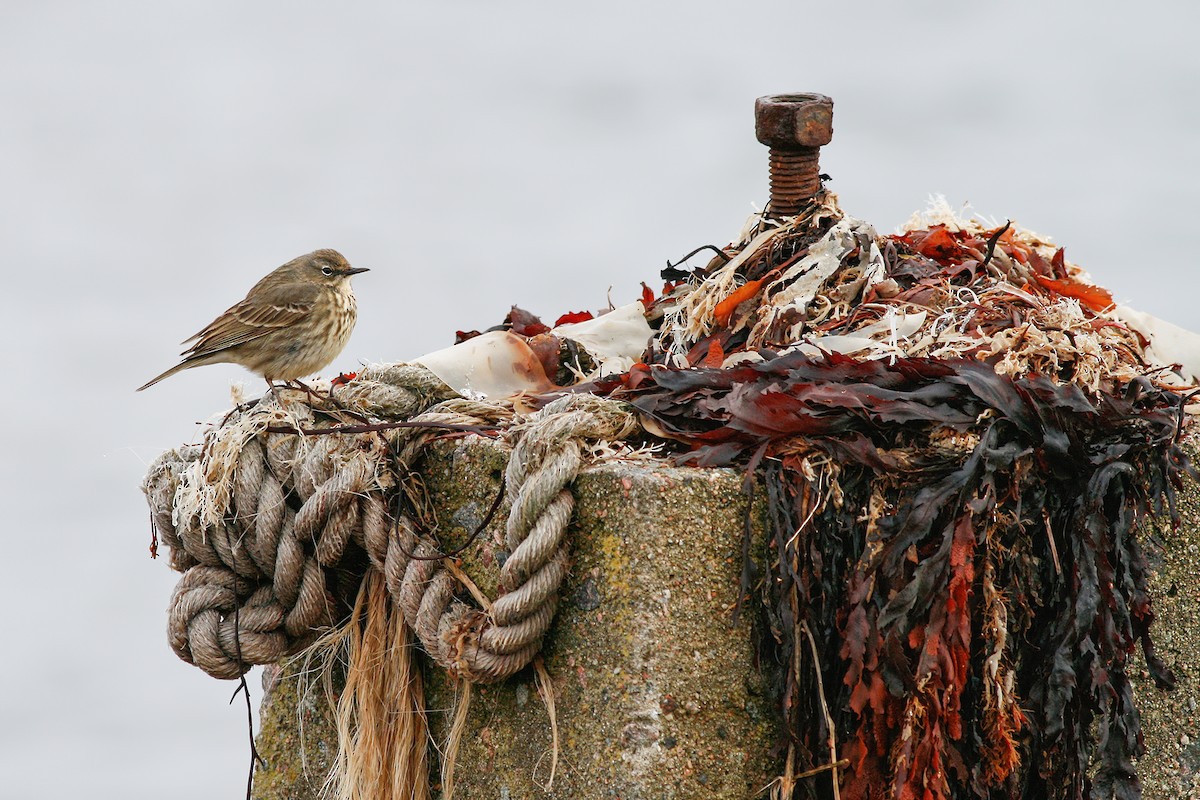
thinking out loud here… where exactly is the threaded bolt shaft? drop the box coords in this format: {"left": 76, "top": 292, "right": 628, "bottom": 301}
{"left": 767, "top": 146, "right": 822, "bottom": 218}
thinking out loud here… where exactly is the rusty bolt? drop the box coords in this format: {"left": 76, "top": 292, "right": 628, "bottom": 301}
{"left": 754, "top": 93, "right": 833, "bottom": 217}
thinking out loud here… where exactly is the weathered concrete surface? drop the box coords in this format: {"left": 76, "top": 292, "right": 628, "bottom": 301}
{"left": 252, "top": 432, "right": 1200, "bottom": 799}
{"left": 420, "top": 440, "right": 780, "bottom": 799}
{"left": 253, "top": 434, "right": 781, "bottom": 799}
{"left": 253, "top": 662, "right": 340, "bottom": 800}
{"left": 1133, "top": 434, "right": 1200, "bottom": 800}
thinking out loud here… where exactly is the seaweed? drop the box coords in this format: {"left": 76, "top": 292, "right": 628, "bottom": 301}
{"left": 496, "top": 194, "right": 1194, "bottom": 797}
{"left": 613, "top": 351, "right": 1191, "bottom": 799}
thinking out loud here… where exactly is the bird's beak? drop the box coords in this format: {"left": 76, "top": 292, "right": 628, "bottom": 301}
{"left": 342, "top": 267, "right": 370, "bottom": 276}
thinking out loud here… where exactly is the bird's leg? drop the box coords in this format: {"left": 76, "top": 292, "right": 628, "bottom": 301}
{"left": 265, "top": 379, "right": 301, "bottom": 405}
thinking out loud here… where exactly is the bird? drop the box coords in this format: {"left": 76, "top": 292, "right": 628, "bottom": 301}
{"left": 137, "top": 249, "right": 368, "bottom": 391}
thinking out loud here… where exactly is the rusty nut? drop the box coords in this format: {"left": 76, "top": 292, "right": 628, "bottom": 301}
{"left": 755, "top": 93, "right": 834, "bottom": 149}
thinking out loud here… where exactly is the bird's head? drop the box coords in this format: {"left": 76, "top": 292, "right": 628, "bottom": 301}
{"left": 287, "top": 249, "right": 369, "bottom": 286}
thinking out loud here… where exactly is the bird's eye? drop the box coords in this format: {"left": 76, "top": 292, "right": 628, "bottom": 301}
{"left": 321, "top": 266, "right": 334, "bottom": 276}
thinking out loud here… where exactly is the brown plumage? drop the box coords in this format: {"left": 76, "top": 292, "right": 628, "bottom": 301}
{"left": 137, "top": 249, "right": 368, "bottom": 391}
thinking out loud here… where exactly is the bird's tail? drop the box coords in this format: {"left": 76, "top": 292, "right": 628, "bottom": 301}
{"left": 136, "top": 361, "right": 194, "bottom": 391}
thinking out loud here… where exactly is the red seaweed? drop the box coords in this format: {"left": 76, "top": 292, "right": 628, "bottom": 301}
{"left": 612, "top": 351, "right": 1191, "bottom": 799}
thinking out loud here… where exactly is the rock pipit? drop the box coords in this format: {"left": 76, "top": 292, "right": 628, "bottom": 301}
{"left": 137, "top": 249, "right": 367, "bottom": 391}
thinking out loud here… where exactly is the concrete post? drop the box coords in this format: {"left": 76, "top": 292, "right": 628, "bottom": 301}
{"left": 251, "top": 434, "right": 1200, "bottom": 800}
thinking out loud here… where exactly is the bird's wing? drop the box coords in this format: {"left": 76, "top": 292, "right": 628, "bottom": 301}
{"left": 181, "top": 282, "right": 320, "bottom": 357}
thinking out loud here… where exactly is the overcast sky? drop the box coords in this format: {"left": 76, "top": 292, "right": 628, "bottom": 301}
{"left": 2, "top": 2, "right": 1197, "bottom": 797}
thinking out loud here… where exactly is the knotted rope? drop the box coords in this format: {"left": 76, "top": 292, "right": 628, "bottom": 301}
{"left": 389, "top": 393, "right": 641, "bottom": 682}
{"left": 144, "top": 364, "right": 640, "bottom": 683}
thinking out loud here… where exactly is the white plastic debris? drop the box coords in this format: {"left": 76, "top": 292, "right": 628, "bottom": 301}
{"left": 1113, "top": 305, "right": 1200, "bottom": 386}
{"left": 552, "top": 301, "right": 654, "bottom": 378}
{"left": 416, "top": 331, "right": 555, "bottom": 400}
{"left": 415, "top": 302, "right": 653, "bottom": 400}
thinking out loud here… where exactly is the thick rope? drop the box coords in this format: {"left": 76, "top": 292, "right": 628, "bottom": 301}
{"left": 145, "top": 364, "right": 459, "bottom": 679}
{"left": 145, "top": 364, "right": 640, "bottom": 684}
{"left": 374, "top": 393, "right": 641, "bottom": 682}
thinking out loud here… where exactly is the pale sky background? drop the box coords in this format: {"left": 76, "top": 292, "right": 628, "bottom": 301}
{"left": 1, "top": 2, "right": 1197, "bottom": 798}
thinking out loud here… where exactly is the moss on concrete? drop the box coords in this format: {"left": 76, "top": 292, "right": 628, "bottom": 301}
{"left": 252, "top": 662, "right": 341, "bottom": 800}
{"left": 421, "top": 437, "right": 781, "bottom": 798}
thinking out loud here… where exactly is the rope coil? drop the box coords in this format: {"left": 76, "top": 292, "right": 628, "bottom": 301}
{"left": 144, "top": 365, "right": 640, "bottom": 683}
